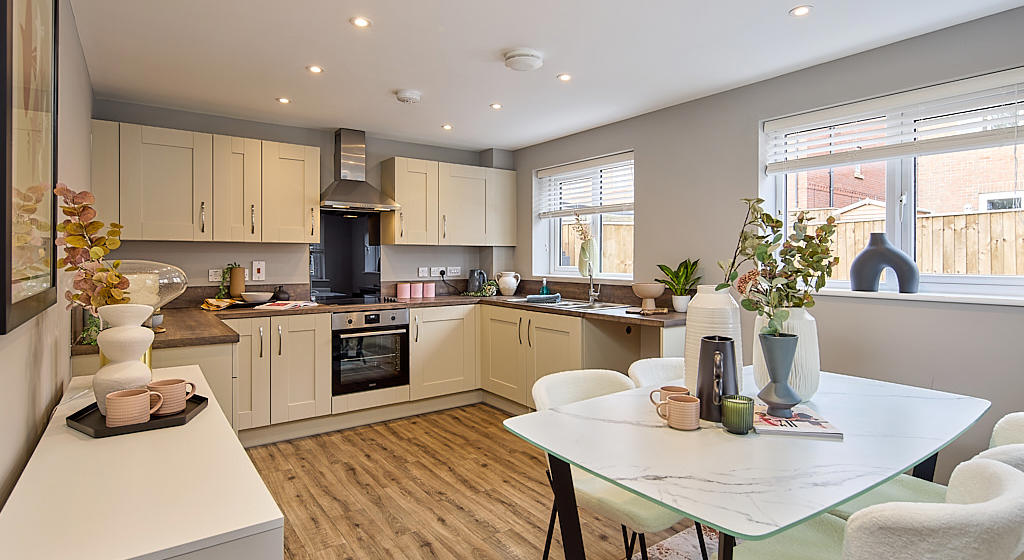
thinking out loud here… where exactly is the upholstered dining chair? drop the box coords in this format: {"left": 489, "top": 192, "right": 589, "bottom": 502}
{"left": 532, "top": 369, "right": 708, "bottom": 560}
{"left": 732, "top": 458, "right": 1024, "bottom": 560}
{"left": 829, "top": 410, "right": 1024, "bottom": 520}
{"left": 627, "top": 357, "right": 686, "bottom": 388}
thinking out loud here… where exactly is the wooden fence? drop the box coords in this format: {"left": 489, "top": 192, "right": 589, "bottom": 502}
{"left": 793, "top": 209, "right": 1024, "bottom": 280}
{"left": 559, "top": 223, "right": 634, "bottom": 275}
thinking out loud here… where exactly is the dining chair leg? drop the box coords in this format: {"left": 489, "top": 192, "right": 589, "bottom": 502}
{"left": 625, "top": 528, "right": 637, "bottom": 557}
{"left": 638, "top": 533, "right": 648, "bottom": 560}
{"left": 694, "top": 522, "right": 708, "bottom": 560}
{"left": 542, "top": 499, "right": 557, "bottom": 560}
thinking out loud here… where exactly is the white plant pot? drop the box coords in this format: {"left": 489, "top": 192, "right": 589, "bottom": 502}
{"left": 752, "top": 307, "right": 820, "bottom": 402}
{"left": 93, "top": 304, "right": 154, "bottom": 415}
{"left": 671, "top": 295, "right": 691, "bottom": 313}
{"left": 683, "top": 285, "right": 743, "bottom": 392}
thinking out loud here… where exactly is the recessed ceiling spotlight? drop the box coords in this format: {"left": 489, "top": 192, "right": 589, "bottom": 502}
{"left": 276, "top": 97, "right": 291, "bottom": 104}
{"left": 789, "top": 4, "right": 812, "bottom": 16}
{"left": 307, "top": 65, "right": 323, "bottom": 74}
{"left": 490, "top": 103, "right": 503, "bottom": 110}
{"left": 350, "top": 16, "right": 372, "bottom": 28}
{"left": 557, "top": 73, "right": 572, "bottom": 82}
{"left": 441, "top": 123, "right": 453, "bottom": 131}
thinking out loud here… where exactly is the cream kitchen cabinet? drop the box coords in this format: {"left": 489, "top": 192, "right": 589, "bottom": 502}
{"left": 381, "top": 157, "right": 439, "bottom": 244}
{"left": 438, "top": 163, "right": 486, "bottom": 244}
{"left": 213, "top": 136, "right": 262, "bottom": 242}
{"left": 89, "top": 119, "right": 120, "bottom": 227}
{"left": 523, "top": 311, "right": 582, "bottom": 408}
{"left": 269, "top": 313, "right": 332, "bottom": 424}
{"left": 409, "top": 305, "right": 478, "bottom": 400}
{"left": 119, "top": 123, "right": 213, "bottom": 241}
{"left": 222, "top": 317, "right": 271, "bottom": 430}
{"left": 261, "top": 141, "right": 321, "bottom": 243}
{"left": 485, "top": 168, "right": 517, "bottom": 246}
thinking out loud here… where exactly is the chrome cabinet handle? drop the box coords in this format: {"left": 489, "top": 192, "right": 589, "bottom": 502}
{"left": 200, "top": 201, "right": 206, "bottom": 233}
{"left": 400, "top": 212, "right": 404, "bottom": 238}
{"left": 258, "top": 326, "right": 263, "bottom": 357}
{"left": 277, "top": 325, "right": 283, "bottom": 356}
{"left": 310, "top": 208, "right": 315, "bottom": 236}
{"left": 414, "top": 315, "right": 421, "bottom": 342}
{"left": 518, "top": 317, "right": 522, "bottom": 345}
{"left": 250, "top": 204, "right": 256, "bottom": 235}
{"left": 527, "top": 318, "right": 532, "bottom": 347}
{"left": 442, "top": 214, "right": 447, "bottom": 239}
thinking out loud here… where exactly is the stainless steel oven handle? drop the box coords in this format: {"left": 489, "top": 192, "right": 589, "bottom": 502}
{"left": 337, "top": 329, "right": 409, "bottom": 339}
{"left": 278, "top": 325, "right": 283, "bottom": 356}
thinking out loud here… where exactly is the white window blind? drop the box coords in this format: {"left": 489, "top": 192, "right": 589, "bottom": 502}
{"left": 535, "top": 152, "right": 634, "bottom": 218}
{"left": 765, "top": 67, "right": 1024, "bottom": 174}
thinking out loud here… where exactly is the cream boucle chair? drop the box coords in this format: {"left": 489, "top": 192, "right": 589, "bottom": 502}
{"left": 627, "top": 358, "right": 686, "bottom": 388}
{"left": 992, "top": 412, "right": 1024, "bottom": 448}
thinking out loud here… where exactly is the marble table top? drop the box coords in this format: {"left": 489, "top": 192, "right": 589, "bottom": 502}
{"left": 503, "top": 366, "right": 990, "bottom": 540}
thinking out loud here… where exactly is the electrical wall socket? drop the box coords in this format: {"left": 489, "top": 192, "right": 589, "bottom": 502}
{"left": 252, "top": 260, "right": 266, "bottom": 281}
{"left": 430, "top": 266, "right": 444, "bottom": 276}
{"left": 208, "top": 268, "right": 222, "bottom": 282}
{"left": 446, "top": 266, "right": 461, "bottom": 276}
{"left": 417, "top": 267, "right": 429, "bottom": 278}
{"left": 244, "top": 268, "right": 250, "bottom": 281}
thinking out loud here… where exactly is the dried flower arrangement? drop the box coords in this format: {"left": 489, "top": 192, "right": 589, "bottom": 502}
{"left": 569, "top": 213, "right": 593, "bottom": 242}
{"left": 54, "top": 184, "right": 129, "bottom": 312}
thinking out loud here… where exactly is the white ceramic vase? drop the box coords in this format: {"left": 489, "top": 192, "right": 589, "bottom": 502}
{"left": 671, "top": 295, "right": 691, "bottom": 313}
{"left": 752, "top": 307, "right": 820, "bottom": 402}
{"left": 496, "top": 272, "right": 521, "bottom": 296}
{"left": 683, "top": 285, "right": 743, "bottom": 392}
{"left": 93, "top": 304, "right": 154, "bottom": 415}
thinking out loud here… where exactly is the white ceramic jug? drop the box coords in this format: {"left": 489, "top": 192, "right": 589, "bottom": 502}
{"left": 496, "top": 272, "right": 521, "bottom": 296}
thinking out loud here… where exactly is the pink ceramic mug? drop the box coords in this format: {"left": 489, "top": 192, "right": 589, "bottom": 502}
{"left": 105, "top": 389, "right": 163, "bottom": 428}
{"left": 147, "top": 378, "right": 196, "bottom": 416}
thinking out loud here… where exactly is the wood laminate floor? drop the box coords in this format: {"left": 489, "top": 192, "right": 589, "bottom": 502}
{"left": 248, "top": 404, "right": 692, "bottom": 559}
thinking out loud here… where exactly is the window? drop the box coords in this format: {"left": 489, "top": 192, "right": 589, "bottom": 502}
{"left": 535, "top": 153, "right": 634, "bottom": 278}
{"left": 765, "top": 68, "right": 1024, "bottom": 295}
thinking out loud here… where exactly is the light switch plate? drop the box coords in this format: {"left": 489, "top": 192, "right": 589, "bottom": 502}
{"left": 244, "top": 268, "right": 250, "bottom": 281}
{"left": 208, "top": 268, "right": 222, "bottom": 282}
{"left": 430, "top": 266, "right": 444, "bottom": 276}
{"left": 447, "top": 266, "right": 461, "bottom": 276}
{"left": 417, "top": 267, "right": 429, "bottom": 278}
{"left": 252, "top": 260, "right": 266, "bottom": 281}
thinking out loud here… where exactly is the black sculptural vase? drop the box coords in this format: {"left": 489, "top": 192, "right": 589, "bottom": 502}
{"left": 757, "top": 333, "right": 801, "bottom": 418}
{"left": 849, "top": 232, "right": 919, "bottom": 293}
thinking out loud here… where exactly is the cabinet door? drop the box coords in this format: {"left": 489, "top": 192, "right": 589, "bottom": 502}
{"left": 438, "top": 163, "right": 486, "bottom": 245}
{"left": 90, "top": 120, "right": 120, "bottom": 226}
{"left": 224, "top": 317, "right": 271, "bottom": 430}
{"left": 382, "top": 157, "right": 438, "bottom": 244}
{"left": 261, "top": 141, "right": 320, "bottom": 243}
{"left": 479, "top": 306, "right": 527, "bottom": 404}
{"left": 213, "top": 136, "right": 262, "bottom": 242}
{"left": 525, "top": 311, "right": 582, "bottom": 408}
{"left": 119, "top": 123, "right": 213, "bottom": 241}
{"left": 485, "top": 168, "right": 516, "bottom": 246}
{"left": 270, "top": 313, "right": 331, "bottom": 423}
{"left": 410, "top": 305, "right": 478, "bottom": 400}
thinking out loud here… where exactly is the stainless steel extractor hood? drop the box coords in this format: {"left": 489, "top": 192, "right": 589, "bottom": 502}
{"left": 320, "top": 128, "right": 400, "bottom": 211}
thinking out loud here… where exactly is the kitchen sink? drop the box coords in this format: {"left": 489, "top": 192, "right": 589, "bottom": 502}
{"left": 506, "top": 298, "right": 628, "bottom": 310}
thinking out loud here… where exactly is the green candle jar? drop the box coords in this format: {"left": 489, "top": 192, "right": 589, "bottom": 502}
{"left": 721, "top": 395, "right": 754, "bottom": 435}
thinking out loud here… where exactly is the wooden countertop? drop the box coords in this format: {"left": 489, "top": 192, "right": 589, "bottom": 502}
{"left": 72, "top": 296, "right": 685, "bottom": 355}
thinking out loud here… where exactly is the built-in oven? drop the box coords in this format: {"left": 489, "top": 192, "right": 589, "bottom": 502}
{"left": 331, "top": 309, "right": 409, "bottom": 396}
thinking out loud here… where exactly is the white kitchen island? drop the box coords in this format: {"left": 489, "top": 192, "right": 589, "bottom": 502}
{"left": 0, "top": 365, "right": 283, "bottom": 560}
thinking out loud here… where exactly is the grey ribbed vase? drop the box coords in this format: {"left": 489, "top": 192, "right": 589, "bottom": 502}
{"left": 757, "top": 333, "right": 801, "bottom": 418}
{"left": 849, "top": 232, "right": 919, "bottom": 293}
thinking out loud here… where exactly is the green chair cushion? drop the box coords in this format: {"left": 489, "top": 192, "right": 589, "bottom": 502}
{"left": 829, "top": 474, "right": 946, "bottom": 521}
{"left": 733, "top": 513, "right": 846, "bottom": 560}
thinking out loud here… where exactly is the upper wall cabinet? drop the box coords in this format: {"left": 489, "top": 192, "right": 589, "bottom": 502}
{"left": 381, "top": 157, "right": 516, "bottom": 246}
{"left": 261, "top": 141, "right": 321, "bottom": 243}
{"left": 119, "top": 123, "right": 213, "bottom": 241}
{"left": 90, "top": 120, "right": 120, "bottom": 227}
{"left": 213, "top": 136, "right": 262, "bottom": 242}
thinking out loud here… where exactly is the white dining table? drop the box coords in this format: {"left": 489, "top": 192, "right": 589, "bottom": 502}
{"left": 503, "top": 366, "right": 990, "bottom": 560}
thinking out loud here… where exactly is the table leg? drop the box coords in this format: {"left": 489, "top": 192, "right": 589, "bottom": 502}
{"left": 718, "top": 533, "right": 735, "bottom": 560}
{"left": 912, "top": 452, "right": 938, "bottom": 482}
{"left": 548, "top": 454, "right": 586, "bottom": 560}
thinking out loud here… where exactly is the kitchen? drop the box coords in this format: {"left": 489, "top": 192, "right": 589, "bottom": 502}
{"left": 1, "top": 2, "right": 1023, "bottom": 560}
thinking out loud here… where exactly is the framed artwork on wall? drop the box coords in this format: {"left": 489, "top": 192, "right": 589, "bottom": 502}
{"left": 1, "top": 0, "right": 58, "bottom": 334}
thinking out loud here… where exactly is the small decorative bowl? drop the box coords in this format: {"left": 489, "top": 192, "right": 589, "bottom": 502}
{"left": 241, "top": 292, "right": 274, "bottom": 303}
{"left": 632, "top": 283, "right": 665, "bottom": 310}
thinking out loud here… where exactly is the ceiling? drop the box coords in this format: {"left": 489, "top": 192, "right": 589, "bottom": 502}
{"left": 71, "top": 0, "right": 1023, "bottom": 151}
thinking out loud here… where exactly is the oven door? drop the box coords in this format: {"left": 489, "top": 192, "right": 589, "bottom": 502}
{"left": 331, "top": 325, "right": 409, "bottom": 395}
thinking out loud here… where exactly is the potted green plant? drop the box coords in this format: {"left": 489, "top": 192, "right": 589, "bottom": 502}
{"left": 656, "top": 259, "right": 702, "bottom": 312}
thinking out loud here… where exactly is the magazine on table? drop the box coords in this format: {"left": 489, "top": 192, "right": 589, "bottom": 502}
{"left": 753, "top": 405, "right": 843, "bottom": 439}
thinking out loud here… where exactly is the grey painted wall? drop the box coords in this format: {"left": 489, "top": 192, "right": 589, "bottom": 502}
{"left": 514, "top": 8, "right": 1024, "bottom": 482}
{"left": 0, "top": 0, "right": 92, "bottom": 506}
{"left": 92, "top": 100, "right": 485, "bottom": 284}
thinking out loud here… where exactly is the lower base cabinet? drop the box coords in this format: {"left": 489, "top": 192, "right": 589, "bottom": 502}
{"left": 410, "top": 305, "right": 478, "bottom": 400}
{"left": 222, "top": 317, "right": 271, "bottom": 430}
{"left": 480, "top": 306, "right": 582, "bottom": 408}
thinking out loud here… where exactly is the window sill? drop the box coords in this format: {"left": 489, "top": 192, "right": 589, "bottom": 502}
{"left": 816, "top": 287, "right": 1024, "bottom": 308}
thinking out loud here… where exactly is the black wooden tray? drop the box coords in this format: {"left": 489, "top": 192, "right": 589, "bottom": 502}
{"left": 66, "top": 394, "right": 208, "bottom": 438}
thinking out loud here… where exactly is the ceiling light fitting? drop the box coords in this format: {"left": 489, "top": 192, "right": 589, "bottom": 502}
{"left": 276, "top": 97, "right": 291, "bottom": 104}
{"left": 307, "top": 65, "right": 323, "bottom": 73}
{"left": 789, "top": 5, "right": 812, "bottom": 16}
{"left": 504, "top": 48, "right": 544, "bottom": 72}
{"left": 557, "top": 73, "right": 572, "bottom": 82}
{"left": 490, "top": 103, "right": 502, "bottom": 110}
{"left": 350, "top": 16, "right": 372, "bottom": 28}
{"left": 441, "top": 123, "right": 453, "bottom": 131}
{"left": 395, "top": 89, "right": 422, "bottom": 104}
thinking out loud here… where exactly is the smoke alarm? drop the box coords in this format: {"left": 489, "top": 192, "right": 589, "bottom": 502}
{"left": 395, "top": 89, "right": 422, "bottom": 104}
{"left": 504, "top": 48, "right": 543, "bottom": 71}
